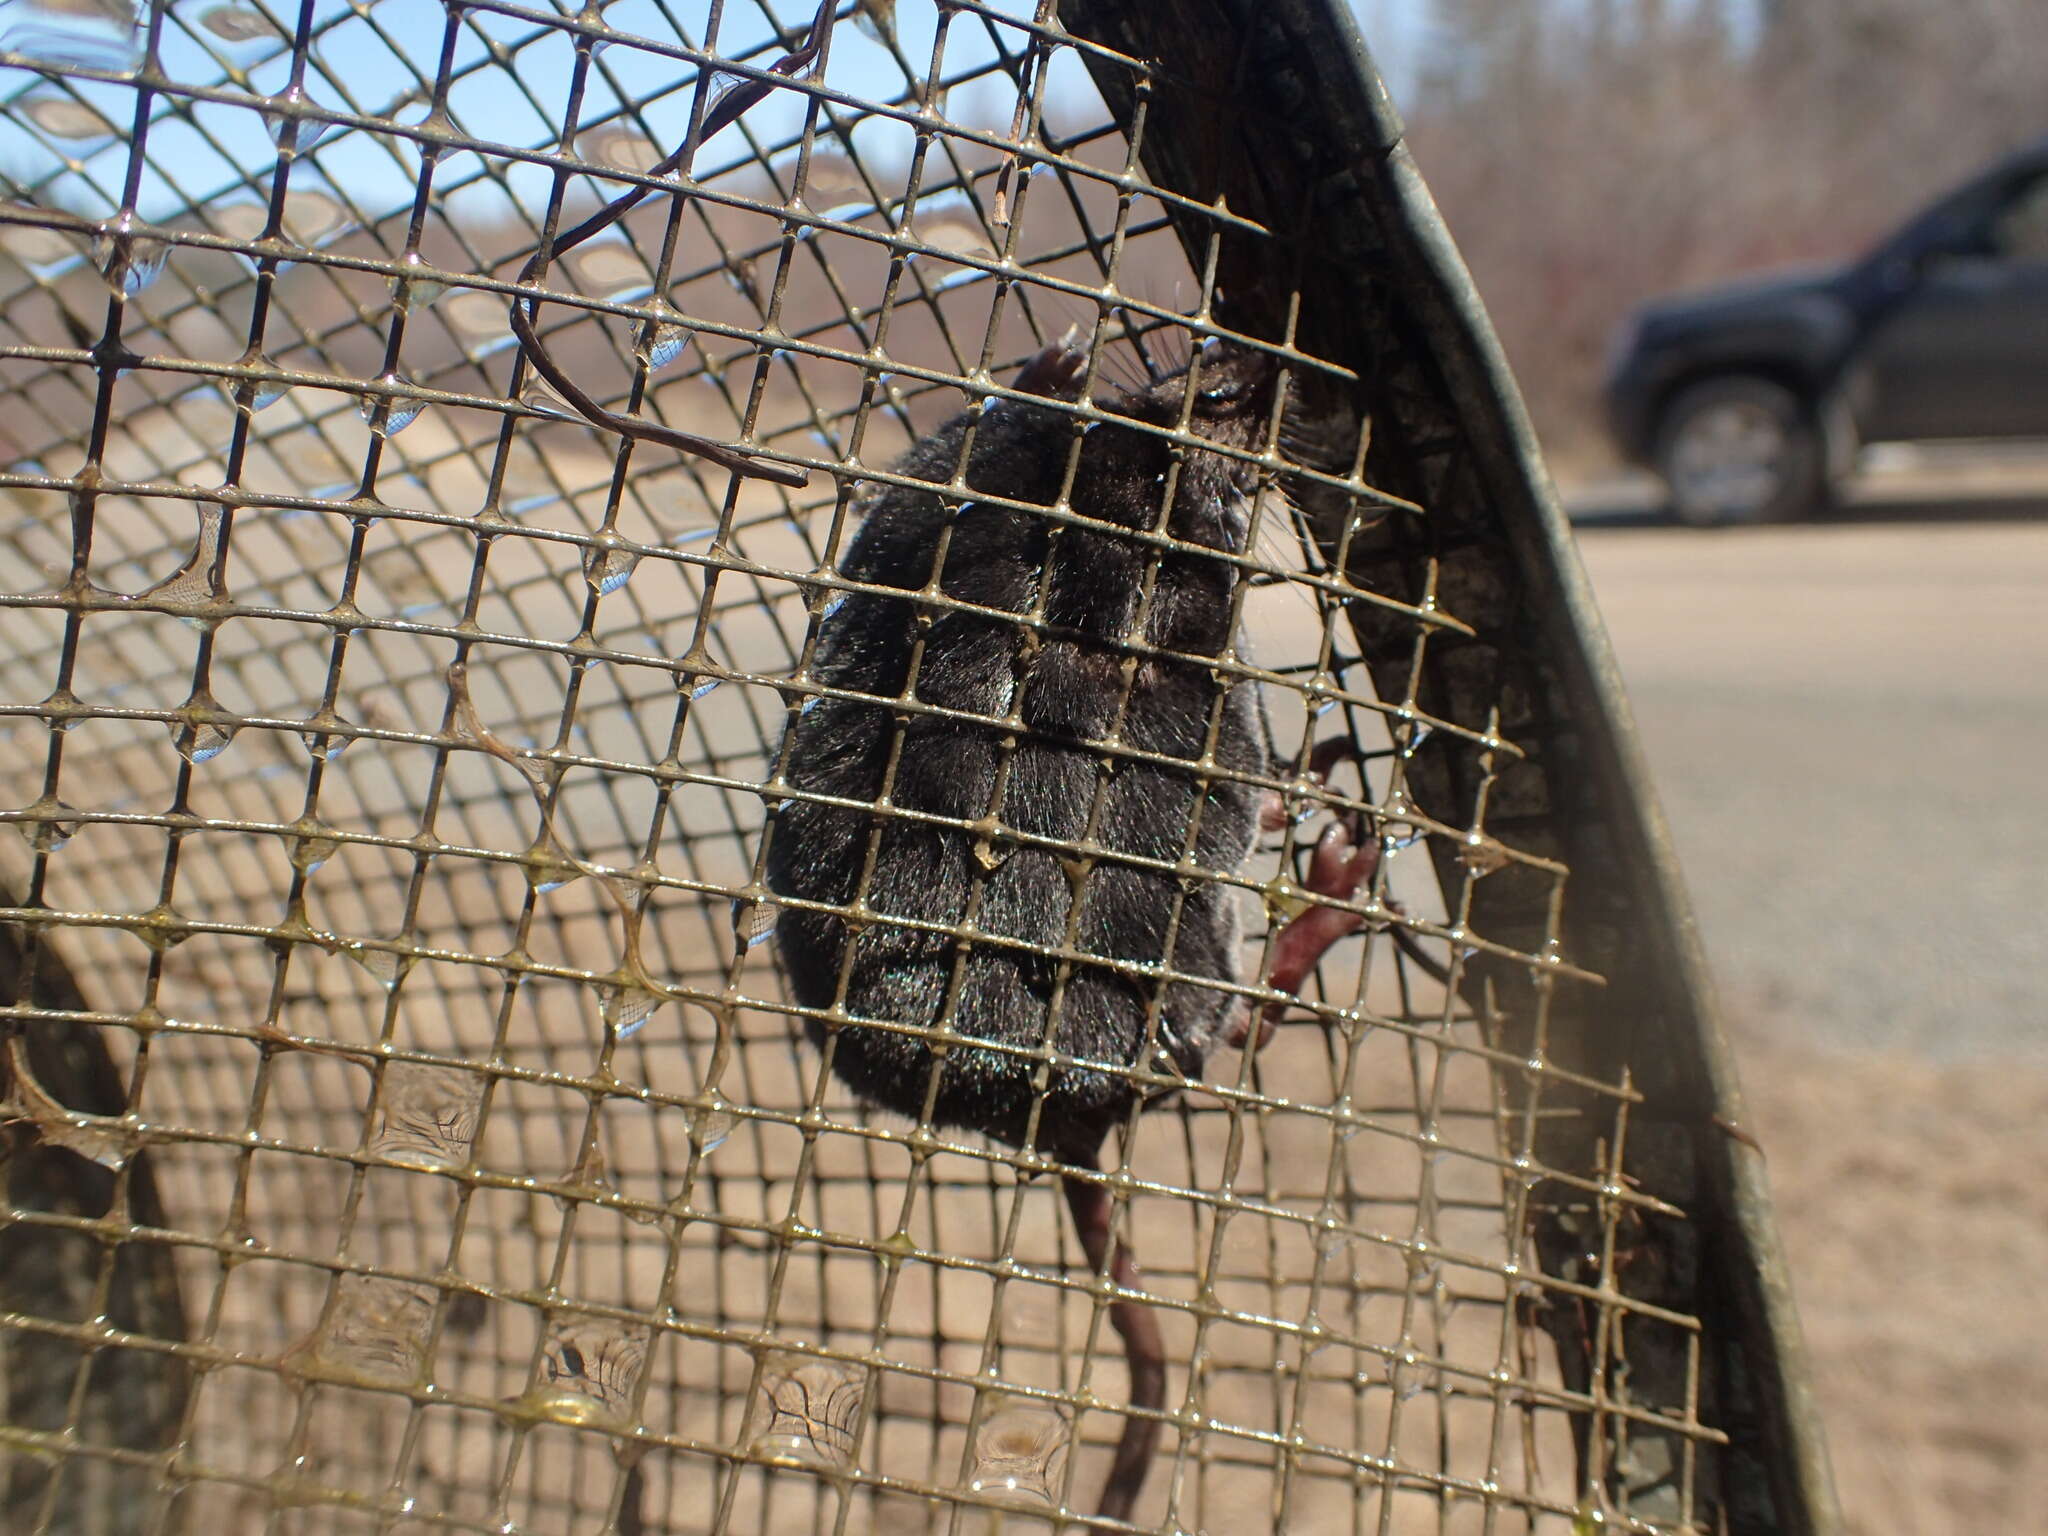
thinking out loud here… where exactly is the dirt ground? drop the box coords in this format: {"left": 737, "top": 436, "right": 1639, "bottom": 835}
{"left": 1732, "top": 1027, "right": 2048, "bottom": 1531}
{"left": 1573, "top": 502, "right": 2048, "bottom": 1531}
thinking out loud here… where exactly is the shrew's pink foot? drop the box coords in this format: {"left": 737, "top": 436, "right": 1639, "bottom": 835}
{"left": 1229, "top": 816, "right": 1381, "bottom": 1051}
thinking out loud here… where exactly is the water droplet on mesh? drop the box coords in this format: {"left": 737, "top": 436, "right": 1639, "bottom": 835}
{"left": 169, "top": 695, "right": 236, "bottom": 763}
{"left": 0, "top": 1037, "right": 138, "bottom": 1167}
{"left": 360, "top": 374, "right": 424, "bottom": 436}
{"left": 518, "top": 379, "right": 582, "bottom": 424}
{"left": 581, "top": 537, "right": 640, "bottom": 596}
{"left": 294, "top": 1274, "right": 436, "bottom": 1388}
{"left": 92, "top": 228, "right": 167, "bottom": 297}
{"left": 688, "top": 1102, "right": 736, "bottom": 1153}
{"left": 568, "top": 1135, "right": 650, "bottom": 1219}
{"left": 15, "top": 797, "right": 82, "bottom": 854}
{"left": 21, "top": 90, "right": 113, "bottom": 140}
{"left": 220, "top": 348, "right": 287, "bottom": 411}
{"left": 300, "top": 709, "right": 355, "bottom": 760}
{"left": 1311, "top": 695, "right": 1338, "bottom": 719}
{"left": 730, "top": 898, "right": 777, "bottom": 951}
{"left": 933, "top": 265, "right": 985, "bottom": 293}
{"left": 852, "top": 0, "right": 895, "bottom": 44}
{"left": 638, "top": 321, "right": 690, "bottom": 372}
{"left": 600, "top": 981, "right": 662, "bottom": 1036}
{"left": 527, "top": 1316, "right": 645, "bottom": 1429}
{"left": 387, "top": 253, "right": 446, "bottom": 308}
{"left": 523, "top": 831, "right": 584, "bottom": 893}
{"left": 750, "top": 1351, "right": 863, "bottom": 1466}
{"left": 704, "top": 71, "right": 750, "bottom": 118}
{"left": 37, "top": 688, "right": 81, "bottom": 734}
{"left": 235, "top": 370, "right": 288, "bottom": 415}
{"left": 247, "top": 375, "right": 286, "bottom": 411}
{"left": 289, "top": 828, "right": 338, "bottom": 872}
{"left": 371, "top": 1060, "right": 482, "bottom": 1170}
{"left": 2, "top": 19, "right": 141, "bottom": 74}
{"left": 565, "top": 1132, "right": 610, "bottom": 1194}
{"left": 265, "top": 84, "right": 340, "bottom": 153}
{"left": 1457, "top": 831, "right": 1510, "bottom": 878}
{"left": 965, "top": 1400, "right": 1068, "bottom": 1507}
{"left": 1378, "top": 791, "right": 1425, "bottom": 850}
{"left": 1262, "top": 871, "right": 1312, "bottom": 926}
{"left": 138, "top": 505, "right": 227, "bottom": 624}
{"left": 128, "top": 903, "right": 190, "bottom": 953}
{"left": 685, "top": 677, "right": 721, "bottom": 702}
{"left": 344, "top": 940, "right": 409, "bottom": 990}
{"left": 198, "top": 4, "right": 274, "bottom": 42}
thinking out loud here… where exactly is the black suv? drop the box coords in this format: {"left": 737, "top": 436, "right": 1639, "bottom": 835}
{"left": 1604, "top": 137, "right": 2048, "bottom": 524}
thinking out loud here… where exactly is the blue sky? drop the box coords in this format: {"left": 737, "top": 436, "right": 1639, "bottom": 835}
{"left": 0, "top": 0, "right": 1437, "bottom": 228}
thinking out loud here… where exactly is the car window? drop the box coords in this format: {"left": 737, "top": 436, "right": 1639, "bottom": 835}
{"left": 1989, "top": 175, "right": 2048, "bottom": 263}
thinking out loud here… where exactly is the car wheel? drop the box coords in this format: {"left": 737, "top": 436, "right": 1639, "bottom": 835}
{"left": 1653, "top": 376, "right": 1825, "bottom": 526}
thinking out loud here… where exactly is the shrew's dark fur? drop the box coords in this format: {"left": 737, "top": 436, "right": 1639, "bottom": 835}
{"left": 767, "top": 341, "right": 1278, "bottom": 1161}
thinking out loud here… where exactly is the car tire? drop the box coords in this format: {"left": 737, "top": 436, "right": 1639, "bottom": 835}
{"left": 1652, "top": 375, "right": 1827, "bottom": 527}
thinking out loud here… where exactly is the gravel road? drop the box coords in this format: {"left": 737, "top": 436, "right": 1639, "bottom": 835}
{"left": 1577, "top": 514, "right": 2048, "bottom": 1057}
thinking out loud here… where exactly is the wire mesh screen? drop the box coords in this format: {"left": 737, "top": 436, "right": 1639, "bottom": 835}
{"left": 0, "top": 3, "right": 1832, "bottom": 1534}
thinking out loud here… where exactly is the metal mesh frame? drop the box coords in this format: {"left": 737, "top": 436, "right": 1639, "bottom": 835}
{"left": 0, "top": 3, "right": 1834, "bottom": 1534}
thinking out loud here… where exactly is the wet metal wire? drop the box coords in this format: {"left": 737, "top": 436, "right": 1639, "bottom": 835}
{"left": 0, "top": 2, "right": 1831, "bottom": 1534}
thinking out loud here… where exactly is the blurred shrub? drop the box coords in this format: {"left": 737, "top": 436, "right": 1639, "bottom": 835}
{"left": 1405, "top": 0, "right": 2048, "bottom": 473}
